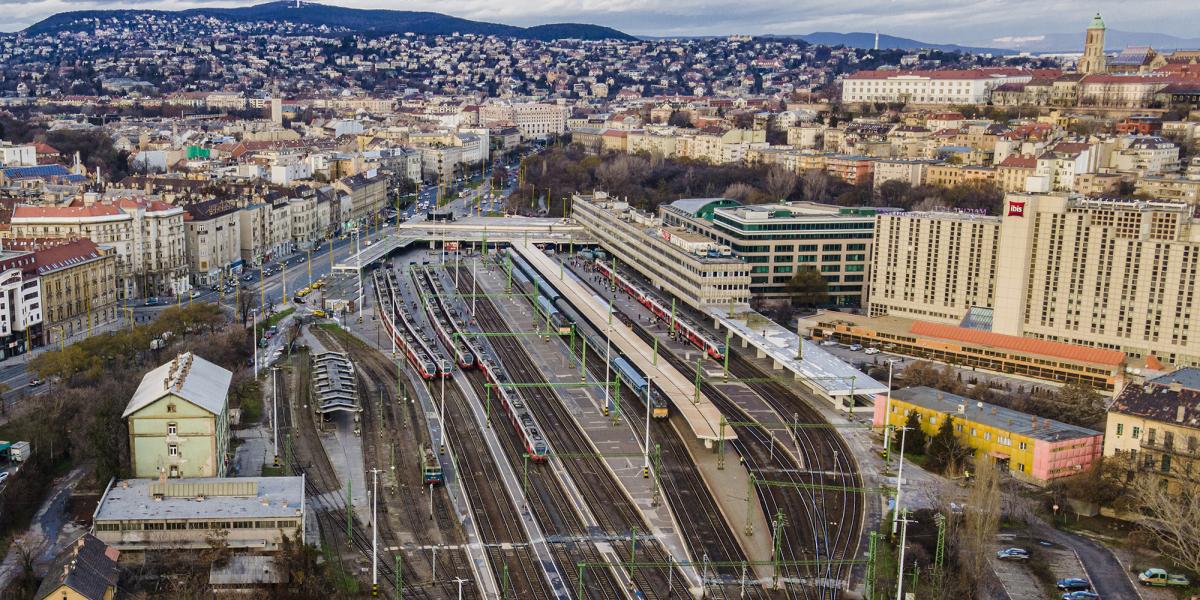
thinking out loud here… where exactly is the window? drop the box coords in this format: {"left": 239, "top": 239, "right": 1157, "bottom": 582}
{"left": 167, "top": 422, "right": 177, "bottom": 436}
{"left": 166, "top": 403, "right": 177, "bottom": 413}
{"left": 1017, "top": 463, "right": 1026, "bottom": 472}
{"left": 168, "top": 444, "right": 179, "bottom": 457}
{"left": 1132, "top": 426, "right": 1141, "bottom": 440}
{"left": 1116, "top": 423, "right": 1124, "bottom": 436}
{"left": 984, "top": 432, "right": 991, "bottom": 441}
{"left": 1018, "top": 441, "right": 1027, "bottom": 450}
{"left": 1160, "top": 454, "right": 1171, "bottom": 473}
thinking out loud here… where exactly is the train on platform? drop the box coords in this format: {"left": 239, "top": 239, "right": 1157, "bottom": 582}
{"left": 412, "top": 267, "right": 477, "bottom": 369}
{"left": 422, "top": 445, "right": 444, "bottom": 486}
{"left": 590, "top": 257, "right": 726, "bottom": 360}
{"left": 505, "top": 247, "right": 669, "bottom": 420}
{"left": 506, "top": 249, "right": 574, "bottom": 336}
{"left": 373, "top": 269, "right": 448, "bottom": 380}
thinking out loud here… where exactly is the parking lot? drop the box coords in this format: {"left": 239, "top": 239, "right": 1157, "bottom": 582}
{"left": 991, "top": 536, "right": 1090, "bottom": 598}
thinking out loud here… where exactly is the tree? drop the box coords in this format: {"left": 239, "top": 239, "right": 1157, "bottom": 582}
{"left": 902, "top": 410, "right": 928, "bottom": 455}
{"left": 667, "top": 110, "right": 693, "bottom": 128}
{"left": 1129, "top": 475, "right": 1200, "bottom": 575}
{"left": 800, "top": 168, "right": 831, "bottom": 203}
{"left": 877, "top": 179, "right": 912, "bottom": 208}
{"left": 960, "top": 456, "right": 1003, "bottom": 597}
{"left": 787, "top": 268, "right": 828, "bottom": 307}
{"left": 763, "top": 165, "right": 798, "bottom": 200}
{"left": 722, "top": 182, "right": 762, "bottom": 204}
{"left": 1051, "top": 382, "right": 1107, "bottom": 430}
{"left": 926, "top": 415, "right": 972, "bottom": 475}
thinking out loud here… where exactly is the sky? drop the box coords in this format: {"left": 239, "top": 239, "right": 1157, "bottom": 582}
{"left": 1, "top": 0, "right": 1197, "bottom": 45}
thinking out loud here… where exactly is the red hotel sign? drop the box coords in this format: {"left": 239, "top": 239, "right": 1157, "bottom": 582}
{"left": 1007, "top": 201, "right": 1026, "bottom": 217}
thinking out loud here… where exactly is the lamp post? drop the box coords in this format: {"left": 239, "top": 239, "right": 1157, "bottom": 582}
{"left": 271, "top": 367, "right": 280, "bottom": 466}
{"left": 882, "top": 359, "right": 898, "bottom": 468}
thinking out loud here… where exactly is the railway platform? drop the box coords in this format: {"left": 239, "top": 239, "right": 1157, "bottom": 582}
{"left": 513, "top": 242, "right": 734, "bottom": 445}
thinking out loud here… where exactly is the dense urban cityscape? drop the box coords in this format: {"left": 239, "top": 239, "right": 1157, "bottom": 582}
{"left": 0, "top": 2, "right": 1197, "bottom": 599}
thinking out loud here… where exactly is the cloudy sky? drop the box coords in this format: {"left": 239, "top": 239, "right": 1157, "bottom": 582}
{"left": 1, "top": 0, "right": 1196, "bottom": 44}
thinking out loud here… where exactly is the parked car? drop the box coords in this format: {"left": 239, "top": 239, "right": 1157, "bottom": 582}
{"left": 145, "top": 297, "right": 159, "bottom": 306}
{"left": 1056, "top": 578, "right": 1092, "bottom": 592}
{"left": 864, "top": 347, "right": 881, "bottom": 355}
{"left": 820, "top": 340, "right": 838, "bottom": 347}
{"left": 1138, "top": 568, "right": 1190, "bottom": 587}
{"left": 1061, "top": 592, "right": 1100, "bottom": 600}
{"left": 0, "top": 471, "right": 9, "bottom": 484}
{"left": 995, "top": 548, "right": 1030, "bottom": 561}
{"left": 312, "top": 309, "right": 327, "bottom": 318}
{"left": 27, "top": 378, "right": 43, "bottom": 387}
{"left": 848, "top": 344, "right": 864, "bottom": 351}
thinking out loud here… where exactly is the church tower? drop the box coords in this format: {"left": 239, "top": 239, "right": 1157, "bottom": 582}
{"left": 1078, "top": 12, "right": 1107, "bottom": 74}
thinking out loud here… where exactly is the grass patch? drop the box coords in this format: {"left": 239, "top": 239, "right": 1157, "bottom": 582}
{"left": 264, "top": 307, "right": 296, "bottom": 329}
{"left": 261, "top": 464, "right": 285, "bottom": 476}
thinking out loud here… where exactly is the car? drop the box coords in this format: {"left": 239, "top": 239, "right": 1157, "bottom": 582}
{"left": 1056, "top": 578, "right": 1092, "bottom": 592}
{"left": 1061, "top": 592, "right": 1100, "bottom": 600}
{"left": 28, "top": 378, "right": 43, "bottom": 387}
{"left": 243, "top": 274, "right": 253, "bottom": 281}
{"left": 312, "top": 309, "right": 327, "bottom": 318}
{"left": 848, "top": 344, "right": 864, "bottom": 351}
{"left": 0, "top": 471, "right": 8, "bottom": 484}
{"left": 145, "top": 297, "right": 160, "bottom": 306}
{"left": 190, "top": 290, "right": 201, "bottom": 299}
{"left": 864, "top": 347, "right": 881, "bottom": 355}
{"left": 995, "top": 548, "right": 1030, "bottom": 561}
{"left": 293, "top": 296, "right": 305, "bottom": 304}
{"left": 820, "top": 340, "right": 838, "bottom": 347}
{"left": 1138, "top": 568, "right": 1190, "bottom": 587}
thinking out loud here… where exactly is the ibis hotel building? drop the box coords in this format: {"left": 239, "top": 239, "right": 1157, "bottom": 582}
{"left": 868, "top": 192, "right": 1200, "bottom": 368}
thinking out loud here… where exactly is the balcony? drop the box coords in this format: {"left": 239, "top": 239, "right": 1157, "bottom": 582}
{"left": 1141, "top": 438, "right": 1200, "bottom": 460}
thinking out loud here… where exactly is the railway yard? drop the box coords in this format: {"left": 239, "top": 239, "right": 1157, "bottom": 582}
{"left": 278, "top": 241, "right": 875, "bottom": 600}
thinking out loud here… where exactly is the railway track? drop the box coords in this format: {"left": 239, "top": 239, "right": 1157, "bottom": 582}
{"left": 467, "top": 259, "right": 780, "bottom": 600}
{"left": 390, "top": 264, "right": 557, "bottom": 600}
{"left": 571, "top": 256, "right": 864, "bottom": 600}
{"left": 313, "top": 326, "right": 479, "bottom": 599}
{"left": 453, "top": 264, "right": 682, "bottom": 600}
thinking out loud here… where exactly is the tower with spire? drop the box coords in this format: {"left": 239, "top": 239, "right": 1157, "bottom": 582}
{"left": 1078, "top": 12, "right": 1108, "bottom": 74}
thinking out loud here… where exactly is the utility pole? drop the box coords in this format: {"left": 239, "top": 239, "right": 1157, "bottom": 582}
{"left": 271, "top": 367, "right": 279, "bottom": 467}
{"left": 893, "top": 425, "right": 909, "bottom": 536}
{"left": 643, "top": 376, "right": 652, "bottom": 478}
{"left": 882, "top": 359, "right": 897, "bottom": 467}
{"left": 454, "top": 577, "right": 468, "bottom": 600}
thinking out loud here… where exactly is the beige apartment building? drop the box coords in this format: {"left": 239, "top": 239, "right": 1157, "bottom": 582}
{"left": 869, "top": 192, "right": 1200, "bottom": 367}
{"left": 183, "top": 199, "right": 242, "bottom": 286}
{"left": 10, "top": 198, "right": 187, "bottom": 298}
{"left": 571, "top": 192, "right": 751, "bottom": 311}
{"left": 1104, "top": 368, "right": 1200, "bottom": 495}
{"left": 5, "top": 238, "right": 120, "bottom": 344}
{"left": 335, "top": 171, "right": 387, "bottom": 224}
{"left": 1137, "top": 175, "right": 1200, "bottom": 204}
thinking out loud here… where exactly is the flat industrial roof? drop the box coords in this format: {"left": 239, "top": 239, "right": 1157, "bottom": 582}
{"left": 709, "top": 309, "right": 887, "bottom": 397}
{"left": 95, "top": 477, "right": 304, "bottom": 522}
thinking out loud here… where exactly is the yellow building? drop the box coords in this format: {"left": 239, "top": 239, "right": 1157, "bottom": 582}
{"left": 17, "top": 239, "right": 119, "bottom": 345}
{"left": 34, "top": 534, "right": 119, "bottom": 600}
{"left": 874, "top": 386, "right": 1104, "bottom": 485}
{"left": 123, "top": 352, "right": 232, "bottom": 479}
{"left": 1104, "top": 367, "right": 1200, "bottom": 492}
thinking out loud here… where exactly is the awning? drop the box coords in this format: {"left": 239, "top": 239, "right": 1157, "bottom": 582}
{"left": 989, "top": 451, "right": 1010, "bottom": 460}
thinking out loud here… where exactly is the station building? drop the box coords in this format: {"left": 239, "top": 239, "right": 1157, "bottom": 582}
{"left": 661, "top": 199, "right": 895, "bottom": 305}
{"left": 92, "top": 477, "right": 305, "bottom": 551}
{"left": 868, "top": 193, "right": 1200, "bottom": 369}
{"left": 873, "top": 386, "right": 1104, "bottom": 485}
{"left": 571, "top": 192, "right": 751, "bottom": 312}
{"left": 809, "top": 312, "right": 1127, "bottom": 392}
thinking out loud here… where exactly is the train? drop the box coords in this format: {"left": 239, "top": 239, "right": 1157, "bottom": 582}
{"left": 413, "top": 259, "right": 549, "bottom": 462}
{"left": 506, "top": 247, "right": 670, "bottom": 420}
{"left": 422, "top": 444, "right": 444, "bottom": 486}
{"left": 412, "top": 267, "right": 477, "bottom": 369}
{"left": 591, "top": 258, "right": 726, "bottom": 360}
{"left": 505, "top": 248, "right": 574, "bottom": 336}
{"left": 373, "top": 269, "right": 449, "bottom": 380}
{"left": 611, "top": 356, "right": 670, "bottom": 419}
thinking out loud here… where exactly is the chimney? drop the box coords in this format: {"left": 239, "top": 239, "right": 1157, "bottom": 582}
{"left": 1178, "top": 405, "right": 1187, "bottom": 423}
{"left": 1170, "top": 380, "right": 1183, "bottom": 393}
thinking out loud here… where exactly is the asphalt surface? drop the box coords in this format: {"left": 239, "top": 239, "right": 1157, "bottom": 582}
{"left": 1035, "top": 524, "right": 1140, "bottom": 599}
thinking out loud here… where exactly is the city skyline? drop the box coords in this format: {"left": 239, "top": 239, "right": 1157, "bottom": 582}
{"left": 2, "top": 0, "right": 1198, "bottom": 46}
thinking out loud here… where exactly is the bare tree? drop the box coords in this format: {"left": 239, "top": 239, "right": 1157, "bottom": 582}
{"left": 1130, "top": 474, "right": 1200, "bottom": 574}
{"left": 800, "top": 168, "right": 830, "bottom": 203}
{"left": 723, "top": 182, "right": 761, "bottom": 203}
{"left": 960, "top": 455, "right": 1002, "bottom": 597}
{"left": 763, "top": 165, "right": 798, "bottom": 201}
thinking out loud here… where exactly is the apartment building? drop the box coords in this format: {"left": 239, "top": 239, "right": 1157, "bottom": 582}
{"left": 1136, "top": 175, "right": 1200, "bottom": 204}
{"left": 238, "top": 198, "right": 292, "bottom": 267}
{"left": 17, "top": 239, "right": 118, "bottom": 345}
{"left": 0, "top": 250, "right": 42, "bottom": 360}
{"left": 335, "top": 171, "right": 388, "bottom": 225}
{"left": 1105, "top": 367, "right": 1200, "bottom": 493}
{"left": 183, "top": 199, "right": 242, "bottom": 286}
{"left": 925, "top": 164, "right": 995, "bottom": 188}
{"left": 571, "top": 192, "right": 751, "bottom": 311}
{"left": 873, "top": 159, "right": 935, "bottom": 191}
{"left": 479, "top": 102, "right": 568, "bottom": 140}
{"left": 841, "top": 69, "right": 1035, "bottom": 105}
{"left": 661, "top": 199, "right": 889, "bottom": 305}
{"left": 870, "top": 192, "right": 1200, "bottom": 367}
{"left": 10, "top": 198, "right": 187, "bottom": 298}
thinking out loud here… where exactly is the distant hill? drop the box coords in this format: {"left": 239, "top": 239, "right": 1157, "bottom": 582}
{"left": 781, "top": 32, "right": 1014, "bottom": 55}
{"left": 23, "top": 1, "right": 635, "bottom": 41}
{"left": 986, "top": 30, "right": 1200, "bottom": 53}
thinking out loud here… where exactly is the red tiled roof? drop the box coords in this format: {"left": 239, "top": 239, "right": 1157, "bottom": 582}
{"left": 29, "top": 239, "right": 103, "bottom": 274}
{"left": 12, "top": 205, "right": 123, "bottom": 219}
{"left": 910, "top": 321, "right": 1126, "bottom": 366}
{"left": 998, "top": 154, "right": 1037, "bottom": 169}
{"left": 847, "top": 68, "right": 1029, "bottom": 80}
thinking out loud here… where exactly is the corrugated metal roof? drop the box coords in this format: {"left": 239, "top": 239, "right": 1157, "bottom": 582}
{"left": 910, "top": 321, "right": 1126, "bottom": 366}
{"left": 123, "top": 352, "right": 232, "bottom": 418}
